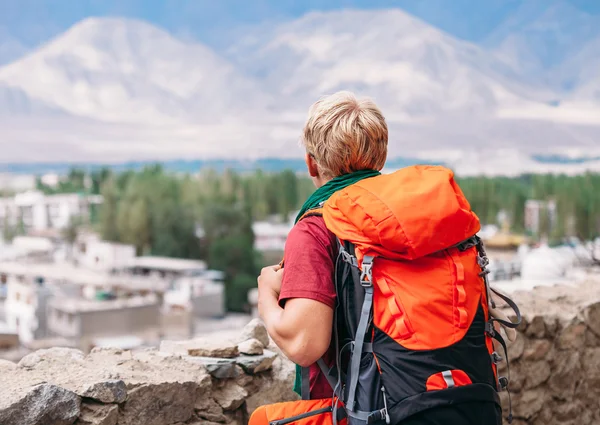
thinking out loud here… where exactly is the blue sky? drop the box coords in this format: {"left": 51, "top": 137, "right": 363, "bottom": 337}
{"left": 1, "top": 0, "right": 599, "bottom": 49}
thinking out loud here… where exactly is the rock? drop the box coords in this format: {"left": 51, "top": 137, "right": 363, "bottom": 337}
{"left": 523, "top": 339, "right": 552, "bottom": 361}
{"left": 0, "top": 359, "right": 17, "bottom": 371}
{"left": 240, "top": 319, "right": 270, "bottom": 347}
{"left": 246, "top": 355, "right": 298, "bottom": 416}
{"left": 18, "top": 347, "right": 85, "bottom": 369}
{"left": 236, "top": 373, "right": 254, "bottom": 388}
{"left": 513, "top": 388, "right": 546, "bottom": 420}
{"left": 507, "top": 333, "right": 525, "bottom": 361}
{"left": 161, "top": 339, "right": 239, "bottom": 359}
{"left": 76, "top": 402, "right": 118, "bottom": 425}
{"left": 557, "top": 321, "right": 587, "bottom": 350}
{"left": 583, "top": 302, "right": 600, "bottom": 338}
{"left": 507, "top": 362, "right": 525, "bottom": 393}
{"left": 213, "top": 383, "right": 248, "bottom": 411}
{"left": 524, "top": 360, "right": 552, "bottom": 389}
{"left": 189, "top": 340, "right": 239, "bottom": 359}
{"left": 586, "top": 329, "right": 600, "bottom": 347}
{"left": 553, "top": 402, "right": 586, "bottom": 422}
{"left": 195, "top": 397, "right": 227, "bottom": 423}
{"left": 0, "top": 383, "right": 81, "bottom": 425}
{"left": 118, "top": 382, "right": 197, "bottom": 425}
{"left": 526, "top": 316, "right": 547, "bottom": 338}
{"left": 548, "top": 351, "right": 581, "bottom": 399}
{"left": 532, "top": 406, "right": 554, "bottom": 425}
{"left": 18, "top": 352, "right": 43, "bottom": 369}
{"left": 516, "top": 316, "right": 528, "bottom": 333}
{"left": 82, "top": 380, "right": 127, "bottom": 404}
{"left": 184, "top": 356, "right": 240, "bottom": 379}
{"left": 544, "top": 317, "right": 559, "bottom": 337}
{"left": 238, "top": 339, "right": 264, "bottom": 356}
{"left": 237, "top": 350, "right": 278, "bottom": 374}
{"left": 581, "top": 348, "right": 600, "bottom": 381}
{"left": 174, "top": 419, "right": 222, "bottom": 425}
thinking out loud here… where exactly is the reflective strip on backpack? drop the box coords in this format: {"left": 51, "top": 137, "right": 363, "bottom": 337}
{"left": 442, "top": 370, "right": 455, "bottom": 388}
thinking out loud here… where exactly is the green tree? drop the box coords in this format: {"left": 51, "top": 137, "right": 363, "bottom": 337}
{"left": 99, "top": 178, "right": 120, "bottom": 242}
{"left": 117, "top": 198, "right": 151, "bottom": 255}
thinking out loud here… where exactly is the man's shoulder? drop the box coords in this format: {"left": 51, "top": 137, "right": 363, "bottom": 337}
{"left": 285, "top": 215, "right": 337, "bottom": 256}
{"left": 289, "top": 215, "right": 333, "bottom": 243}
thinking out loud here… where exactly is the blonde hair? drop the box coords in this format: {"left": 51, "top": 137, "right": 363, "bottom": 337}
{"left": 302, "top": 91, "right": 388, "bottom": 178}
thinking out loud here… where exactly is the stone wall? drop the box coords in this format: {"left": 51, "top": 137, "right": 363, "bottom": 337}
{"left": 0, "top": 319, "right": 298, "bottom": 425}
{"left": 1, "top": 278, "right": 599, "bottom": 425}
{"left": 497, "top": 278, "right": 600, "bottom": 425}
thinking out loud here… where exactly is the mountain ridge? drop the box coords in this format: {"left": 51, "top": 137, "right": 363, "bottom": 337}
{"left": 0, "top": 9, "right": 598, "bottom": 169}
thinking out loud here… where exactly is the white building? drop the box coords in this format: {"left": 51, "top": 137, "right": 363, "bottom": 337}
{"left": 0, "top": 173, "right": 36, "bottom": 193}
{"left": 73, "top": 232, "right": 136, "bottom": 271}
{"left": 122, "top": 256, "right": 225, "bottom": 318}
{"left": 40, "top": 173, "right": 61, "bottom": 188}
{"left": 252, "top": 221, "right": 292, "bottom": 252}
{"left": 47, "top": 294, "right": 161, "bottom": 352}
{"left": 0, "top": 260, "right": 169, "bottom": 346}
{"left": 524, "top": 199, "right": 557, "bottom": 236}
{"left": 0, "top": 236, "right": 55, "bottom": 264}
{"left": 4, "top": 272, "right": 52, "bottom": 345}
{"left": 0, "top": 190, "right": 102, "bottom": 233}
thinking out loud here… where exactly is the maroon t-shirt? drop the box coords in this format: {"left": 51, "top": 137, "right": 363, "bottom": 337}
{"left": 278, "top": 215, "right": 338, "bottom": 399}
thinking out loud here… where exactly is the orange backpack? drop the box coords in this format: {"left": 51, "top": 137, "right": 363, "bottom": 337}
{"left": 251, "top": 165, "right": 521, "bottom": 425}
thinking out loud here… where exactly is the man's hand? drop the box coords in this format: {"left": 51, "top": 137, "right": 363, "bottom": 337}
{"left": 257, "top": 264, "right": 284, "bottom": 298}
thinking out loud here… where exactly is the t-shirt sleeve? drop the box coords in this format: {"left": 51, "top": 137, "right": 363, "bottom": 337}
{"left": 279, "top": 216, "right": 337, "bottom": 309}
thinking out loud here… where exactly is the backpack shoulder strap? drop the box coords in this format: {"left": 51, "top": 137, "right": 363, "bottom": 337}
{"left": 298, "top": 207, "right": 324, "bottom": 221}
{"left": 346, "top": 254, "right": 375, "bottom": 412}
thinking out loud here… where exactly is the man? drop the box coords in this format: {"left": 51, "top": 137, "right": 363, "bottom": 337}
{"left": 257, "top": 91, "right": 504, "bottom": 424}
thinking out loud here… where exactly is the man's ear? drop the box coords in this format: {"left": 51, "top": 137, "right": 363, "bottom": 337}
{"left": 305, "top": 153, "right": 319, "bottom": 178}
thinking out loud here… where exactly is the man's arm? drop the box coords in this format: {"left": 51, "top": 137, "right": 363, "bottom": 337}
{"left": 263, "top": 290, "right": 333, "bottom": 367}
{"left": 258, "top": 275, "right": 333, "bottom": 366}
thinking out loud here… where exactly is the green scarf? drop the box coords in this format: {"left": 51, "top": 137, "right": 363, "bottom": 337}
{"left": 294, "top": 169, "right": 381, "bottom": 224}
{"left": 292, "top": 168, "right": 381, "bottom": 396}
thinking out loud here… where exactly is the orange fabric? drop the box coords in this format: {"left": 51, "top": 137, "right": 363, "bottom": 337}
{"left": 451, "top": 370, "right": 473, "bottom": 386}
{"left": 426, "top": 370, "right": 473, "bottom": 391}
{"left": 426, "top": 373, "right": 447, "bottom": 391}
{"left": 369, "top": 249, "right": 484, "bottom": 350}
{"left": 323, "top": 165, "right": 480, "bottom": 265}
{"left": 322, "top": 165, "right": 485, "bottom": 350}
{"left": 249, "top": 399, "right": 344, "bottom": 425}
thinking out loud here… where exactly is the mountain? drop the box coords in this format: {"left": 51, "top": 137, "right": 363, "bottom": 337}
{"left": 0, "top": 84, "right": 67, "bottom": 116}
{"left": 0, "top": 10, "right": 599, "bottom": 167}
{"left": 227, "top": 9, "right": 555, "bottom": 121}
{"left": 485, "top": 0, "right": 600, "bottom": 91}
{"left": 0, "top": 17, "right": 270, "bottom": 125}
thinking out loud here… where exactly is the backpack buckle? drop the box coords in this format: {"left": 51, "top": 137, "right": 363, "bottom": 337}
{"left": 485, "top": 321, "right": 495, "bottom": 337}
{"left": 360, "top": 256, "right": 374, "bottom": 287}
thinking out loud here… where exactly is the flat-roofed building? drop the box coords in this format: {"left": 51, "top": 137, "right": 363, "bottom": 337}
{"left": 47, "top": 294, "right": 160, "bottom": 352}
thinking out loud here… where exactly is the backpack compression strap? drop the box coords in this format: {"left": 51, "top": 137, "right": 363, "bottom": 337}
{"left": 345, "top": 254, "right": 374, "bottom": 413}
